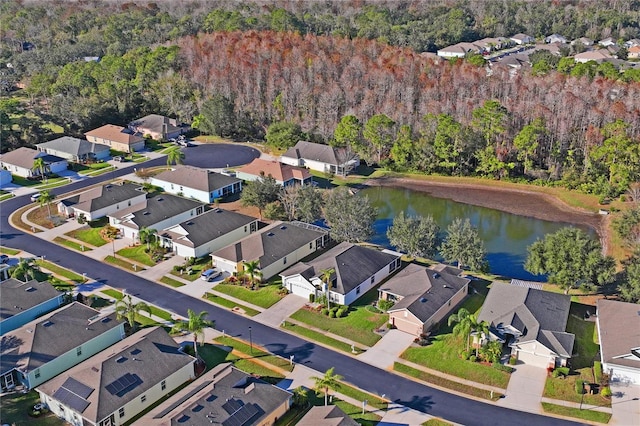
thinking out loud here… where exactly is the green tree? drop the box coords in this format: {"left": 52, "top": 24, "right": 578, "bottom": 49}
{"left": 390, "top": 124, "right": 414, "bottom": 169}
{"left": 472, "top": 100, "right": 508, "bottom": 148}
{"left": 466, "top": 53, "right": 486, "bottom": 66}
{"left": 195, "top": 94, "right": 236, "bottom": 137}
{"left": 590, "top": 120, "right": 640, "bottom": 192}
{"left": 333, "top": 115, "right": 362, "bottom": 148}
{"left": 612, "top": 207, "right": 640, "bottom": 248}
{"left": 32, "top": 157, "right": 49, "bottom": 182}
{"left": 263, "top": 200, "right": 286, "bottom": 220}
{"left": 279, "top": 184, "right": 324, "bottom": 222}
{"left": 291, "top": 386, "right": 309, "bottom": 407}
{"left": 10, "top": 257, "right": 40, "bottom": 282}
{"left": 525, "top": 227, "right": 616, "bottom": 293}
{"left": 166, "top": 146, "right": 185, "bottom": 166}
{"left": 115, "top": 294, "right": 151, "bottom": 331}
{"left": 320, "top": 268, "right": 335, "bottom": 310}
{"left": 447, "top": 308, "right": 488, "bottom": 355}
{"left": 242, "top": 260, "right": 263, "bottom": 287}
{"left": 38, "top": 190, "right": 55, "bottom": 219}
{"left": 387, "top": 212, "right": 440, "bottom": 258}
{"left": 240, "top": 174, "right": 281, "bottom": 219}
{"left": 265, "top": 121, "right": 304, "bottom": 149}
{"left": 138, "top": 227, "right": 157, "bottom": 250}
{"left": 312, "top": 367, "right": 343, "bottom": 406}
{"left": 323, "top": 187, "right": 376, "bottom": 243}
{"left": 363, "top": 114, "right": 395, "bottom": 164}
{"left": 513, "top": 118, "right": 546, "bottom": 175}
{"left": 431, "top": 114, "right": 466, "bottom": 174}
{"left": 439, "top": 218, "right": 487, "bottom": 271}
{"left": 619, "top": 250, "right": 640, "bottom": 303}
{"left": 172, "top": 309, "right": 214, "bottom": 359}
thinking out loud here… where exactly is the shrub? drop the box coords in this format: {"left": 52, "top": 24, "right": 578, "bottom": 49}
{"left": 469, "top": 355, "right": 477, "bottom": 363}
{"left": 575, "top": 379, "right": 585, "bottom": 395}
{"left": 321, "top": 308, "right": 329, "bottom": 316}
{"left": 377, "top": 299, "right": 395, "bottom": 311}
{"left": 337, "top": 308, "right": 348, "bottom": 318}
{"left": 554, "top": 367, "right": 570, "bottom": 378}
{"left": 460, "top": 350, "right": 470, "bottom": 360}
{"left": 331, "top": 306, "right": 339, "bottom": 313}
{"left": 309, "top": 294, "right": 315, "bottom": 303}
{"left": 600, "top": 386, "right": 612, "bottom": 398}
{"left": 493, "top": 362, "right": 514, "bottom": 373}
{"left": 328, "top": 310, "right": 336, "bottom": 318}
{"left": 594, "top": 361, "right": 603, "bottom": 384}
{"left": 508, "top": 356, "right": 517, "bottom": 365}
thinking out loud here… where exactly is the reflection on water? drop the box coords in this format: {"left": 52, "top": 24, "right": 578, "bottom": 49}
{"left": 361, "top": 186, "right": 593, "bottom": 280}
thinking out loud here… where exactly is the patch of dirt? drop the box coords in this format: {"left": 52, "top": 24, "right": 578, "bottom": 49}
{"left": 26, "top": 207, "right": 65, "bottom": 229}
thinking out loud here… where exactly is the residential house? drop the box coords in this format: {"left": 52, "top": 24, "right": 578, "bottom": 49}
{"left": 0, "top": 147, "right": 68, "bottom": 178}
{"left": 510, "top": 33, "right": 535, "bottom": 45}
{"left": 280, "top": 242, "right": 402, "bottom": 306}
{"left": 574, "top": 49, "right": 614, "bottom": 63}
{"left": 297, "top": 405, "right": 358, "bottom": 426}
{"left": 85, "top": 124, "right": 145, "bottom": 153}
{"left": 236, "top": 158, "right": 312, "bottom": 187}
{"left": 141, "top": 362, "right": 292, "bottom": 426}
{"left": 37, "top": 136, "right": 110, "bottom": 163}
{"left": 598, "top": 37, "right": 616, "bottom": 47}
{"left": 628, "top": 45, "right": 640, "bottom": 59}
{"left": 571, "top": 37, "right": 594, "bottom": 47}
{"left": 160, "top": 208, "right": 258, "bottom": 258}
{"left": 477, "top": 37, "right": 510, "bottom": 52}
{"left": 211, "top": 221, "right": 329, "bottom": 280}
{"left": 150, "top": 165, "right": 242, "bottom": 203}
{"left": 0, "top": 263, "right": 10, "bottom": 281}
{"left": 0, "top": 279, "right": 64, "bottom": 336}
{"left": 596, "top": 299, "right": 640, "bottom": 384}
{"left": 477, "top": 282, "right": 575, "bottom": 368}
{"left": 0, "top": 302, "right": 124, "bottom": 392}
{"left": 37, "top": 327, "right": 196, "bottom": 426}
{"left": 533, "top": 42, "right": 566, "bottom": 56}
{"left": 57, "top": 182, "right": 146, "bottom": 221}
{"left": 0, "top": 169, "right": 12, "bottom": 187}
{"left": 545, "top": 34, "right": 567, "bottom": 44}
{"left": 128, "top": 114, "right": 189, "bottom": 141}
{"left": 380, "top": 264, "right": 470, "bottom": 337}
{"left": 436, "top": 42, "right": 483, "bottom": 58}
{"left": 108, "top": 194, "right": 204, "bottom": 241}
{"left": 281, "top": 140, "right": 360, "bottom": 176}
{"left": 624, "top": 38, "right": 640, "bottom": 48}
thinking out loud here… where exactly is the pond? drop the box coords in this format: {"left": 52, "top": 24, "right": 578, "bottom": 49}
{"left": 361, "top": 186, "right": 593, "bottom": 281}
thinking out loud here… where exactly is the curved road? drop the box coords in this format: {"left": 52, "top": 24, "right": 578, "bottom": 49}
{"left": 0, "top": 161, "right": 583, "bottom": 426}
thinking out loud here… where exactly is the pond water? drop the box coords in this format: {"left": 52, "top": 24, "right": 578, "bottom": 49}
{"left": 361, "top": 186, "right": 593, "bottom": 281}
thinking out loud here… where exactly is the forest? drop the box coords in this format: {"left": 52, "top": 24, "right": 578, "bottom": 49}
{"left": 1, "top": 0, "right": 640, "bottom": 200}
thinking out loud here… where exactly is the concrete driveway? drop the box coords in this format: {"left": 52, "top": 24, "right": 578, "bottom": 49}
{"left": 357, "top": 330, "right": 416, "bottom": 370}
{"left": 181, "top": 143, "right": 260, "bottom": 168}
{"left": 254, "top": 294, "right": 307, "bottom": 327}
{"left": 496, "top": 363, "right": 547, "bottom": 413}
{"left": 610, "top": 383, "right": 640, "bottom": 425}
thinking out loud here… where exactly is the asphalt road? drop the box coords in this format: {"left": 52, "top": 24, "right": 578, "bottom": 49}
{"left": 181, "top": 143, "right": 260, "bottom": 168}
{"left": 0, "top": 160, "right": 584, "bottom": 426}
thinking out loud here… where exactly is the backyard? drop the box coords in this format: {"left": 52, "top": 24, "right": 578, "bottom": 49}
{"left": 0, "top": 390, "right": 65, "bottom": 426}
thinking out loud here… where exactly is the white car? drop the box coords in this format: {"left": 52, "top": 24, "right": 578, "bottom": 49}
{"left": 201, "top": 268, "right": 222, "bottom": 281}
{"left": 30, "top": 193, "right": 42, "bottom": 202}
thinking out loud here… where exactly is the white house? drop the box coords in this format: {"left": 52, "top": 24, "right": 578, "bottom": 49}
{"left": 0, "top": 147, "right": 68, "bottom": 178}
{"left": 108, "top": 194, "right": 204, "bottom": 241}
{"left": 478, "top": 282, "right": 574, "bottom": 369}
{"left": 150, "top": 166, "right": 242, "bottom": 203}
{"left": 37, "top": 327, "right": 196, "bottom": 426}
{"left": 85, "top": 124, "right": 146, "bottom": 153}
{"left": 0, "top": 303, "right": 124, "bottom": 392}
{"left": 510, "top": 33, "right": 535, "bottom": 45}
{"left": 160, "top": 208, "right": 258, "bottom": 258}
{"left": 211, "top": 221, "right": 329, "bottom": 281}
{"left": 0, "top": 279, "right": 64, "bottom": 336}
{"left": 37, "top": 136, "right": 110, "bottom": 163}
{"left": 57, "top": 182, "right": 147, "bottom": 221}
{"left": 574, "top": 49, "right": 614, "bottom": 63}
{"left": 545, "top": 34, "right": 567, "bottom": 44}
{"left": 597, "top": 299, "right": 640, "bottom": 385}
{"left": 281, "top": 141, "right": 360, "bottom": 176}
{"left": 280, "top": 242, "right": 402, "bottom": 306}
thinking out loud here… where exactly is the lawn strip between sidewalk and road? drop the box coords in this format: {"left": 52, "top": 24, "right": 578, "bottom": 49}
{"left": 53, "top": 236, "right": 93, "bottom": 252}
{"left": 160, "top": 276, "right": 186, "bottom": 288}
{"left": 541, "top": 402, "right": 612, "bottom": 424}
{"left": 203, "top": 292, "right": 260, "bottom": 316}
{"left": 281, "top": 321, "right": 365, "bottom": 354}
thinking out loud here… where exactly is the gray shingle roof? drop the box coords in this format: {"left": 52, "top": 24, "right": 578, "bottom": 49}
{"left": 297, "top": 405, "right": 359, "bottom": 426}
{"left": 168, "top": 363, "right": 291, "bottom": 426}
{"left": 597, "top": 299, "right": 640, "bottom": 370}
{"left": 36, "top": 327, "right": 195, "bottom": 424}
{"left": 0, "top": 147, "right": 65, "bottom": 169}
{"left": 164, "top": 208, "right": 257, "bottom": 248}
{"left": 0, "top": 302, "right": 121, "bottom": 375}
{"left": 112, "top": 194, "right": 204, "bottom": 229}
{"left": 37, "top": 136, "right": 110, "bottom": 157}
{"left": 383, "top": 264, "right": 470, "bottom": 322}
{"left": 478, "top": 282, "right": 574, "bottom": 357}
{"left": 60, "top": 182, "right": 144, "bottom": 213}
{"left": 282, "top": 141, "right": 342, "bottom": 165}
{"left": 280, "top": 242, "right": 401, "bottom": 296}
{"left": 212, "top": 221, "right": 327, "bottom": 270}
{"left": 0, "top": 279, "right": 61, "bottom": 321}
{"left": 153, "top": 166, "right": 241, "bottom": 192}
{"left": 129, "top": 114, "right": 186, "bottom": 135}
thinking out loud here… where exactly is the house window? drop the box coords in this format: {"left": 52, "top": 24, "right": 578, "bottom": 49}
{"left": 128, "top": 201, "right": 131, "bottom": 206}
{"left": 161, "top": 380, "right": 166, "bottom": 391}
{"left": 119, "top": 407, "right": 125, "bottom": 418}
{"left": 244, "top": 226, "right": 247, "bottom": 232}
{"left": 171, "top": 184, "right": 174, "bottom": 190}
{"left": 356, "top": 286, "right": 361, "bottom": 295}
{"left": 283, "top": 257, "right": 287, "bottom": 265}
{"left": 34, "top": 369, "right": 40, "bottom": 379}
{"left": 370, "top": 276, "right": 375, "bottom": 284}
{"left": 309, "top": 242, "right": 313, "bottom": 249}
{"left": 180, "top": 186, "right": 183, "bottom": 191}
{"left": 76, "top": 346, "right": 82, "bottom": 356}
{"left": 141, "top": 395, "right": 147, "bottom": 403}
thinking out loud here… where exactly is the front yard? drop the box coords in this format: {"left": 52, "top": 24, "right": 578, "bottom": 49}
{"left": 213, "top": 282, "right": 285, "bottom": 309}
{"left": 116, "top": 245, "right": 156, "bottom": 267}
{"left": 65, "top": 217, "right": 109, "bottom": 247}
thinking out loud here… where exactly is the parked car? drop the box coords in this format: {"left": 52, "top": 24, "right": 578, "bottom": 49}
{"left": 30, "top": 192, "right": 41, "bottom": 202}
{"left": 113, "top": 156, "right": 124, "bottom": 162}
{"left": 201, "top": 268, "right": 222, "bottom": 281}
{"left": 0, "top": 254, "right": 9, "bottom": 263}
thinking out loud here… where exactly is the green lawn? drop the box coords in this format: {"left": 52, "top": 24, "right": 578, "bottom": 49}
{"left": 306, "top": 390, "right": 382, "bottom": 426}
{"left": 213, "top": 283, "right": 285, "bottom": 308}
{"left": 35, "top": 260, "right": 86, "bottom": 283}
{"left": 79, "top": 165, "right": 116, "bottom": 176}
{"left": 104, "top": 255, "right": 145, "bottom": 272}
{"left": 0, "top": 192, "right": 14, "bottom": 201}
{"left": 541, "top": 402, "right": 612, "bottom": 424}
{"left": 53, "top": 236, "right": 93, "bottom": 252}
{"left": 148, "top": 306, "right": 173, "bottom": 322}
{"left": 334, "top": 381, "right": 388, "bottom": 410}
{"left": 160, "top": 276, "right": 186, "bottom": 288}
{"left": 101, "top": 288, "right": 124, "bottom": 300}
{"left": 203, "top": 292, "right": 260, "bottom": 316}
{"left": 197, "top": 343, "right": 233, "bottom": 371}
{"left": 170, "top": 256, "right": 212, "bottom": 281}
{"left": 116, "top": 245, "right": 156, "bottom": 266}
{"left": 423, "top": 419, "right": 454, "bottom": 426}
{"left": 12, "top": 175, "right": 67, "bottom": 188}
{"left": 0, "top": 390, "right": 65, "bottom": 426}
{"left": 282, "top": 321, "right": 365, "bottom": 354}
{"left": 0, "top": 246, "right": 20, "bottom": 255}
{"left": 215, "top": 336, "right": 294, "bottom": 372}
{"left": 66, "top": 224, "right": 108, "bottom": 247}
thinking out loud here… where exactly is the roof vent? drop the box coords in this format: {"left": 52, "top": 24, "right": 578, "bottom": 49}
{"left": 101, "top": 317, "right": 111, "bottom": 323}
{"left": 186, "top": 221, "right": 194, "bottom": 226}
{"left": 91, "top": 366, "right": 99, "bottom": 372}
{"left": 143, "top": 211, "right": 150, "bottom": 215}
{"left": 267, "top": 232, "right": 274, "bottom": 236}
{"left": 433, "top": 273, "right": 440, "bottom": 279}
{"left": 280, "top": 225, "right": 286, "bottom": 230}
{"left": 106, "top": 185, "right": 112, "bottom": 189}
{"left": 116, "top": 356, "right": 127, "bottom": 363}
{"left": 43, "top": 320, "right": 54, "bottom": 327}
{"left": 420, "top": 298, "right": 427, "bottom": 303}
{"left": 25, "top": 286, "right": 35, "bottom": 292}
{"left": 443, "top": 285, "right": 449, "bottom": 288}
{"left": 131, "top": 348, "right": 141, "bottom": 355}
{"left": 157, "top": 197, "right": 163, "bottom": 201}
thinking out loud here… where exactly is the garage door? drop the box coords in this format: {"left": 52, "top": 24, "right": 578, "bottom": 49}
{"left": 391, "top": 315, "right": 422, "bottom": 337}
{"left": 517, "top": 350, "right": 552, "bottom": 368}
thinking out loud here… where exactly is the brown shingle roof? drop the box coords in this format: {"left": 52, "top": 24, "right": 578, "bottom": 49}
{"left": 597, "top": 299, "right": 640, "bottom": 370}
{"left": 237, "top": 158, "right": 310, "bottom": 183}
{"left": 85, "top": 124, "right": 144, "bottom": 146}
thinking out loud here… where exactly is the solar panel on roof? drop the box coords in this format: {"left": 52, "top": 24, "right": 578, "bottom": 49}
{"left": 222, "top": 398, "right": 244, "bottom": 415}
{"left": 61, "top": 377, "right": 94, "bottom": 399}
{"left": 105, "top": 373, "right": 142, "bottom": 397}
{"left": 222, "top": 403, "right": 260, "bottom": 426}
{"left": 52, "top": 387, "right": 90, "bottom": 413}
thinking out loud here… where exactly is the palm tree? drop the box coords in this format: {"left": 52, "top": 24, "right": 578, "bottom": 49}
{"left": 292, "top": 386, "right": 309, "bottom": 407}
{"left": 242, "top": 260, "right": 263, "bottom": 288}
{"left": 115, "top": 294, "right": 151, "bottom": 331}
{"left": 171, "top": 309, "right": 214, "bottom": 359}
{"left": 319, "top": 268, "right": 335, "bottom": 309}
{"left": 448, "top": 308, "right": 489, "bottom": 355}
{"left": 38, "top": 190, "right": 55, "bottom": 219}
{"left": 166, "top": 146, "right": 185, "bottom": 167}
{"left": 11, "top": 257, "right": 40, "bottom": 282}
{"left": 138, "top": 227, "right": 157, "bottom": 250}
{"left": 312, "top": 367, "right": 343, "bottom": 406}
{"left": 102, "top": 225, "right": 120, "bottom": 257}
{"left": 32, "top": 157, "right": 48, "bottom": 182}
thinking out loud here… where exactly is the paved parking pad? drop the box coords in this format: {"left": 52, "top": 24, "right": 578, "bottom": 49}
{"left": 357, "top": 330, "right": 416, "bottom": 370}
{"left": 496, "top": 363, "right": 547, "bottom": 413}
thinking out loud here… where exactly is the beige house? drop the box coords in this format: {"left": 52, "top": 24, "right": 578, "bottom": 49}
{"left": 380, "top": 264, "right": 470, "bottom": 337}
{"left": 37, "top": 327, "right": 196, "bottom": 426}
{"left": 0, "top": 147, "right": 68, "bottom": 178}
{"left": 141, "top": 362, "right": 292, "bottom": 425}
{"left": 211, "top": 221, "right": 329, "bottom": 280}
{"left": 128, "top": 114, "right": 189, "bottom": 141}
{"left": 236, "top": 158, "right": 312, "bottom": 187}
{"left": 85, "top": 124, "right": 145, "bottom": 153}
